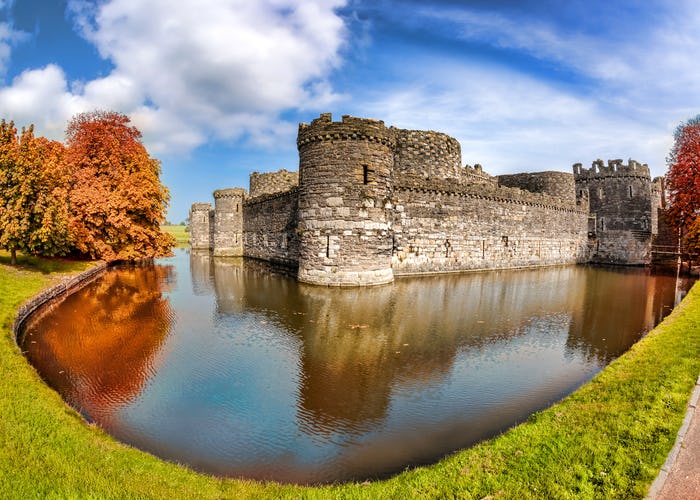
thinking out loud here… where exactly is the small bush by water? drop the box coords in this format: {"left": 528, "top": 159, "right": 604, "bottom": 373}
{"left": 1, "top": 251, "right": 698, "bottom": 499}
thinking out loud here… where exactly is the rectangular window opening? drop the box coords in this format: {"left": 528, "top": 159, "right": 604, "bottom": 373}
{"left": 362, "top": 165, "right": 374, "bottom": 185}
{"left": 326, "top": 235, "right": 330, "bottom": 258}
{"left": 628, "top": 185, "right": 633, "bottom": 198}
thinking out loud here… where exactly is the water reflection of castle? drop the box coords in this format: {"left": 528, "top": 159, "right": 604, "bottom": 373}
{"left": 190, "top": 250, "right": 681, "bottom": 432}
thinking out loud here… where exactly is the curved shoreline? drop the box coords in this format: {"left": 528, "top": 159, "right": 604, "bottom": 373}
{"left": 12, "top": 261, "right": 107, "bottom": 343}
{"left": 3, "top": 258, "right": 699, "bottom": 498}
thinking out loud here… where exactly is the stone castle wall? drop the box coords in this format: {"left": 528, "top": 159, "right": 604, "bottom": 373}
{"left": 394, "top": 129, "right": 462, "bottom": 183}
{"left": 497, "top": 171, "right": 576, "bottom": 205}
{"left": 296, "top": 114, "right": 395, "bottom": 286}
{"left": 391, "top": 178, "right": 589, "bottom": 274}
{"left": 243, "top": 188, "right": 300, "bottom": 268}
{"left": 249, "top": 169, "right": 298, "bottom": 198}
{"left": 192, "top": 113, "right": 660, "bottom": 286}
{"left": 574, "top": 159, "right": 654, "bottom": 265}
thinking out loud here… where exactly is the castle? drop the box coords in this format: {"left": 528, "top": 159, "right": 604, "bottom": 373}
{"left": 190, "top": 113, "right": 666, "bottom": 286}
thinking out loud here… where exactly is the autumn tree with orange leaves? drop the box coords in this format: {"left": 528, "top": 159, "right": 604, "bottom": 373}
{"left": 666, "top": 115, "right": 700, "bottom": 257}
{"left": 0, "top": 121, "right": 73, "bottom": 264}
{"left": 66, "top": 110, "right": 174, "bottom": 261}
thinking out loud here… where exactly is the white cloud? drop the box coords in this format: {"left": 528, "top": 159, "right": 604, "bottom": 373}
{"left": 359, "top": 59, "right": 672, "bottom": 178}
{"left": 351, "top": 1, "right": 700, "bottom": 179}
{"left": 0, "top": 0, "right": 348, "bottom": 152}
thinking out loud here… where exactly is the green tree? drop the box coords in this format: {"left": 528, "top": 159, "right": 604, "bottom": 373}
{"left": 666, "top": 115, "right": 700, "bottom": 256}
{"left": 66, "top": 110, "right": 174, "bottom": 261}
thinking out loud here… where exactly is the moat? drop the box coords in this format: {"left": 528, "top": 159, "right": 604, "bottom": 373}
{"left": 22, "top": 249, "right": 694, "bottom": 484}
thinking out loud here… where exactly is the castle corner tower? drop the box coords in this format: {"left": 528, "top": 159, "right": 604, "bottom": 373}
{"left": 296, "top": 113, "right": 395, "bottom": 286}
{"left": 213, "top": 188, "right": 246, "bottom": 257}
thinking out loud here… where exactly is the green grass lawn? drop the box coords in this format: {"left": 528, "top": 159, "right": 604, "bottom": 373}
{"left": 1, "top": 252, "right": 699, "bottom": 498}
{"left": 162, "top": 224, "right": 190, "bottom": 247}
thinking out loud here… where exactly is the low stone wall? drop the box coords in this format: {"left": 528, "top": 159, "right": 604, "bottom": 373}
{"left": 12, "top": 262, "right": 108, "bottom": 341}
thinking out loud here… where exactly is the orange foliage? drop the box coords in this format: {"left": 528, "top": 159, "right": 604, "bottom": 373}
{"left": 66, "top": 110, "right": 174, "bottom": 261}
{"left": 0, "top": 122, "right": 72, "bottom": 261}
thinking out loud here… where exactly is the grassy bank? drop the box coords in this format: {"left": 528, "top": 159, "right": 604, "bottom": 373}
{"left": 1, "top": 253, "right": 699, "bottom": 498}
{"left": 162, "top": 224, "right": 189, "bottom": 247}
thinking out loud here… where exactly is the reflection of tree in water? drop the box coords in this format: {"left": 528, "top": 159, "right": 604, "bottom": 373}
{"left": 201, "top": 259, "right": 591, "bottom": 435}
{"left": 23, "top": 264, "right": 175, "bottom": 422}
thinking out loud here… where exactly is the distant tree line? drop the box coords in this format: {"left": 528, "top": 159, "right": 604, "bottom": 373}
{"left": 0, "top": 110, "right": 174, "bottom": 265}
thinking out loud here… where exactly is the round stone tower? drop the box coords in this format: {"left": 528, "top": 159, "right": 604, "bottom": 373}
{"left": 213, "top": 188, "right": 246, "bottom": 257}
{"left": 189, "top": 202, "right": 213, "bottom": 250}
{"left": 296, "top": 113, "right": 395, "bottom": 286}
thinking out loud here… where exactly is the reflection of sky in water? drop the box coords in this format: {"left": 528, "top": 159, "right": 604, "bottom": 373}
{"left": 23, "top": 249, "right": 695, "bottom": 484}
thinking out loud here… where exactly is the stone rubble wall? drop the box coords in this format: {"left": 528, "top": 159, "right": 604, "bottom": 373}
{"left": 394, "top": 129, "right": 463, "bottom": 184}
{"left": 497, "top": 171, "right": 576, "bottom": 205}
{"left": 249, "top": 169, "right": 299, "bottom": 199}
{"left": 242, "top": 188, "right": 300, "bottom": 268}
{"left": 391, "top": 180, "right": 589, "bottom": 275}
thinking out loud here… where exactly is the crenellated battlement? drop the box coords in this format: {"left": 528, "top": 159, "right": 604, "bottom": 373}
{"left": 190, "top": 202, "right": 212, "bottom": 212}
{"left": 573, "top": 158, "right": 651, "bottom": 180}
{"left": 213, "top": 187, "right": 247, "bottom": 199}
{"left": 297, "top": 113, "right": 396, "bottom": 148}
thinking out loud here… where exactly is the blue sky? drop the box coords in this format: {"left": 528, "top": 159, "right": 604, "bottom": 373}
{"left": 1, "top": 0, "right": 699, "bottom": 222}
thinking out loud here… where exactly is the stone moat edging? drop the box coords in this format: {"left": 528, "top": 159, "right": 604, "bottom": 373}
{"left": 12, "top": 261, "right": 108, "bottom": 343}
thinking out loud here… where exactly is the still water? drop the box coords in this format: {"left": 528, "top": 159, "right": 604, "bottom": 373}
{"left": 22, "top": 249, "right": 693, "bottom": 484}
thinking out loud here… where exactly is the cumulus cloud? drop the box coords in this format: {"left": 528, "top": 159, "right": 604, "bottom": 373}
{"left": 0, "top": 0, "right": 348, "bottom": 152}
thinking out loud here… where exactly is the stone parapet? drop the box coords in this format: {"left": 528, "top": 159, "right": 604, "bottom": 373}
{"left": 297, "top": 113, "right": 396, "bottom": 149}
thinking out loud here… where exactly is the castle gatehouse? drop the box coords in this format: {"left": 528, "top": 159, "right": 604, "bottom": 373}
{"left": 191, "top": 113, "right": 665, "bottom": 286}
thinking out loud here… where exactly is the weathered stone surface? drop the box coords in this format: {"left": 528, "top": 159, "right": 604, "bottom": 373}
{"left": 249, "top": 169, "right": 298, "bottom": 198}
{"left": 574, "top": 159, "right": 657, "bottom": 265}
{"left": 213, "top": 188, "right": 245, "bottom": 257}
{"left": 191, "top": 113, "right": 663, "bottom": 286}
{"left": 189, "top": 203, "right": 213, "bottom": 250}
{"left": 243, "top": 188, "right": 299, "bottom": 268}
